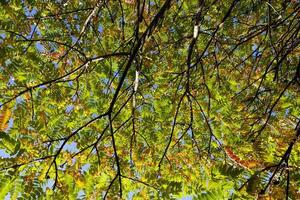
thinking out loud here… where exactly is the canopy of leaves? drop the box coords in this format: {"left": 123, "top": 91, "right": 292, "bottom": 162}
{"left": 0, "top": 0, "right": 299, "bottom": 199}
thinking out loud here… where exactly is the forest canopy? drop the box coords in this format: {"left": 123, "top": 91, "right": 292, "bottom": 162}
{"left": 0, "top": 0, "right": 299, "bottom": 199}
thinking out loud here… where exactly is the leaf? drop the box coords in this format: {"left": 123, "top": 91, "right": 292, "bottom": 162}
{"left": 246, "top": 172, "right": 260, "bottom": 194}
{"left": 0, "top": 108, "right": 11, "bottom": 131}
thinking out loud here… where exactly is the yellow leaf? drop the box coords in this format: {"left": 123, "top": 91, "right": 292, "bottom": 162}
{"left": 76, "top": 178, "right": 85, "bottom": 188}
{"left": 0, "top": 108, "right": 11, "bottom": 131}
